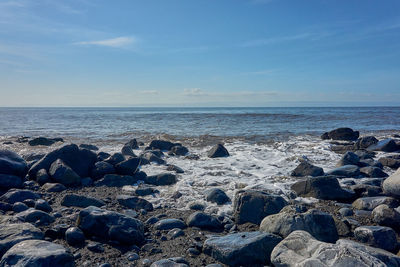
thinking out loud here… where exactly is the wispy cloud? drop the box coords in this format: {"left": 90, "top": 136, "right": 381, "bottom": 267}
{"left": 183, "top": 88, "right": 206, "bottom": 96}
{"left": 139, "top": 90, "right": 159, "bottom": 95}
{"left": 182, "top": 88, "right": 278, "bottom": 98}
{"left": 74, "top": 36, "right": 137, "bottom": 48}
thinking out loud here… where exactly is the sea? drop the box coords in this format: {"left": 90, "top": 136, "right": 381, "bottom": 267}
{"left": 1, "top": 107, "right": 400, "bottom": 214}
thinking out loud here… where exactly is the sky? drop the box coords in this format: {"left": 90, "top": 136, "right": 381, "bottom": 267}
{"left": 1, "top": 0, "right": 400, "bottom": 107}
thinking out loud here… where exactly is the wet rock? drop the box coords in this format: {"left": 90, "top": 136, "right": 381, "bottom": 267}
{"left": 351, "top": 184, "right": 382, "bottom": 198}
{"left": 354, "top": 136, "right": 379, "bottom": 150}
{"left": 339, "top": 207, "right": 354, "bottom": 216}
{"left": 354, "top": 225, "right": 397, "bottom": 252}
{"left": 203, "top": 231, "right": 282, "bottom": 266}
{"left": 0, "top": 201, "right": 12, "bottom": 212}
{"left": 121, "top": 144, "right": 136, "bottom": 157}
{"left": 145, "top": 173, "right": 177, "bottom": 186}
{"left": 169, "top": 145, "right": 189, "bottom": 156}
{"left": 42, "top": 182, "right": 66, "bottom": 192}
{"left": 117, "top": 194, "right": 153, "bottom": 211}
{"left": 360, "top": 166, "right": 388, "bottom": 178}
{"left": 45, "top": 224, "right": 69, "bottom": 239}
{"left": 87, "top": 242, "right": 104, "bottom": 253}
{"left": 337, "top": 151, "right": 360, "bottom": 166}
{"left": 372, "top": 204, "right": 400, "bottom": 230}
{"left": 104, "top": 152, "right": 125, "bottom": 166}
{"left": 36, "top": 168, "right": 50, "bottom": 185}
{"left": 0, "top": 239, "right": 74, "bottom": 266}
{"left": 291, "top": 161, "right": 324, "bottom": 177}
{"left": 327, "top": 165, "right": 361, "bottom": 177}
{"left": 95, "top": 174, "right": 140, "bottom": 187}
{"left": 125, "top": 138, "right": 139, "bottom": 149}
{"left": 79, "top": 144, "right": 99, "bottom": 151}
{"left": 49, "top": 159, "right": 81, "bottom": 186}
{"left": 77, "top": 206, "right": 145, "bottom": 245}
{"left": 65, "top": 227, "right": 85, "bottom": 246}
{"left": 208, "top": 144, "right": 229, "bottom": 158}
{"left": 115, "top": 157, "right": 140, "bottom": 175}
{"left": 321, "top": 127, "right": 359, "bottom": 141}
{"left": 133, "top": 185, "right": 158, "bottom": 196}
{"left": 34, "top": 199, "right": 52, "bottom": 213}
{"left": 233, "top": 190, "right": 288, "bottom": 224}
{"left": 149, "top": 140, "right": 176, "bottom": 151}
{"left": 0, "top": 150, "right": 28, "bottom": 177}
{"left": 155, "top": 219, "right": 186, "bottom": 230}
{"left": 150, "top": 259, "right": 188, "bottom": 267}
{"left": 188, "top": 202, "right": 205, "bottom": 211}
{"left": 28, "top": 137, "right": 59, "bottom": 146}
{"left": 291, "top": 175, "right": 355, "bottom": 201}
{"left": 260, "top": 207, "right": 339, "bottom": 243}
{"left": 352, "top": 196, "right": 399, "bottom": 211}
{"left": 166, "top": 165, "right": 184, "bottom": 174}
{"left": 379, "top": 155, "right": 400, "bottom": 169}
{"left": 0, "top": 223, "right": 44, "bottom": 257}
{"left": 90, "top": 161, "right": 115, "bottom": 180}
{"left": 0, "top": 189, "right": 40, "bottom": 204}
{"left": 368, "top": 138, "right": 399, "bottom": 152}
{"left": 382, "top": 168, "right": 400, "bottom": 198}
{"left": 13, "top": 202, "right": 29, "bottom": 212}
{"left": 141, "top": 151, "right": 165, "bottom": 165}
{"left": 61, "top": 194, "right": 105, "bottom": 208}
{"left": 16, "top": 208, "right": 55, "bottom": 225}
{"left": 186, "top": 212, "right": 223, "bottom": 231}
{"left": 0, "top": 174, "right": 22, "bottom": 189}
{"left": 167, "top": 228, "right": 185, "bottom": 239}
{"left": 205, "top": 188, "right": 230, "bottom": 205}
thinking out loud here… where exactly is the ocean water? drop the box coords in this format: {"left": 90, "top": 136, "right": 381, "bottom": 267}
{"left": 1, "top": 107, "right": 400, "bottom": 214}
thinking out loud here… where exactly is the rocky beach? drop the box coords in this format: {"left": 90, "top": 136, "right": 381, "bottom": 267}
{"left": 0, "top": 127, "right": 400, "bottom": 266}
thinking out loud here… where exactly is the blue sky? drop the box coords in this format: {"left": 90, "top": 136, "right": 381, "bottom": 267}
{"left": 1, "top": 0, "right": 400, "bottom": 107}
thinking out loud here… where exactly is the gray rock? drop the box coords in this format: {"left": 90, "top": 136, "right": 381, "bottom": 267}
{"left": 115, "top": 157, "right": 140, "bottom": 175}
{"left": 186, "top": 212, "right": 223, "bottom": 231}
{"left": 121, "top": 144, "right": 136, "bottom": 157}
{"left": 42, "top": 182, "right": 66, "bottom": 192}
{"left": 28, "top": 137, "right": 58, "bottom": 146}
{"left": 339, "top": 207, "right": 354, "bottom": 216}
{"left": 169, "top": 145, "right": 189, "bottom": 156}
{"left": 360, "top": 166, "right": 388, "bottom": 178}
{"left": 372, "top": 204, "right": 400, "bottom": 230}
{"left": 327, "top": 164, "right": 361, "bottom": 177}
{"left": 95, "top": 174, "right": 140, "bottom": 187}
{"left": 34, "top": 199, "right": 52, "bottom": 213}
{"left": 368, "top": 138, "right": 399, "bottom": 152}
{"left": 291, "top": 161, "right": 324, "bottom": 177}
{"left": 233, "top": 190, "right": 288, "bottom": 224}
{"left": 141, "top": 151, "right": 165, "bottom": 165}
{"left": 167, "top": 228, "right": 185, "bottom": 239}
{"left": 16, "top": 208, "right": 55, "bottom": 225}
{"left": 352, "top": 196, "right": 399, "bottom": 211}
{"left": 125, "top": 139, "right": 139, "bottom": 149}
{"left": 104, "top": 152, "right": 125, "bottom": 166}
{"left": 61, "top": 194, "right": 105, "bottom": 208}
{"left": 291, "top": 175, "right": 355, "bottom": 201}
{"left": 208, "top": 144, "right": 229, "bottom": 158}
{"left": 354, "top": 136, "right": 379, "bottom": 150}
{"left": 0, "top": 223, "right": 44, "bottom": 257}
{"left": 13, "top": 202, "right": 29, "bottom": 212}
{"left": 77, "top": 206, "right": 145, "bottom": 245}
{"left": 205, "top": 188, "right": 230, "bottom": 205}
{"left": 117, "top": 195, "right": 153, "bottom": 211}
{"left": 379, "top": 155, "right": 400, "bottom": 169}
{"left": 155, "top": 219, "right": 186, "bottom": 230}
{"left": 166, "top": 165, "right": 184, "bottom": 174}
{"left": 148, "top": 140, "right": 176, "bottom": 151}
{"left": 321, "top": 127, "right": 359, "bottom": 141}
{"left": 49, "top": 159, "right": 81, "bottom": 186}
{"left": 0, "top": 150, "right": 28, "bottom": 177}
{"left": 65, "top": 227, "right": 85, "bottom": 246}
{"left": 260, "top": 207, "right": 339, "bottom": 243}
{"left": 337, "top": 151, "right": 360, "bottom": 166}
{"left": 0, "top": 189, "right": 40, "bottom": 204}
{"left": 0, "top": 239, "right": 74, "bottom": 267}
{"left": 36, "top": 168, "right": 50, "bottom": 185}
{"left": 188, "top": 202, "right": 205, "bottom": 211}
{"left": 382, "top": 168, "right": 400, "bottom": 198}
{"left": 134, "top": 185, "right": 158, "bottom": 196}
{"left": 145, "top": 173, "right": 177, "bottom": 186}
{"left": 0, "top": 174, "right": 22, "bottom": 189}
{"left": 351, "top": 184, "right": 382, "bottom": 198}
{"left": 354, "top": 225, "right": 397, "bottom": 252}
{"left": 87, "top": 242, "right": 104, "bottom": 253}
{"left": 150, "top": 259, "right": 188, "bottom": 267}
{"left": 203, "top": 231, "right": 282, "bottom": 267}
{"left": 90, "top": 161, "right": 115, "bottom": 180}
{"left": 79, "top": 144, "right": 99, "bottom": 151}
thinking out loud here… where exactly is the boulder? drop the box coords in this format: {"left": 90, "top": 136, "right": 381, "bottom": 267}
{"left": 0, "top": 174, "right": 23, "bottom": 189}
{"left": 61, "top": 194, "right": 105, "bottom": 208}
{"left": 169, "top": 145, "right": 189, "bottom": 156}
{"left": 205, "top": 188, "right": 230, "bottom": 205}
{"left": 49, "top": 159, "right": 81, "bottom": 186}
{"left": 115, "top": 158, "right": 140, "bottom": 175}
{"left": 42, "top": 183, "right": 66, "bottom": 192}
{"left": 233, "top": 190, "right": 288, "bottom": 225}
{"left": 379, "top": 155, "right": 400, "bottom": 169}
{"left": 0, "top": 223, "right": 44, "bottom": 257}
{"left": 372, "top": 204, "right": 400, "bottom": 230}
{"left": 203, "top": 231, "right": 282, "bottom": 266}
{"left": 337, "top": 151, "right": 360, "bottom": 166}
{"left": 34, "top": 199, "right": 52, "bottom": 213}
{"left": 16, "top": 208, "right": 55, "bottom": 225}
{"left": 360, "top": 166, "right": 388, "bottom": 178}
{"left": 149, "top": 140, "right": 176, "bottom": 151}
{"left": 145, "top": 173, "right": 177, "bottom": 186}
{"left": 382, "top": 168, "right": 400, "bottom": 198}
{"left": 121, "top": 144, "right": 136, "bottom": 157}
{"left": 321, "top": 127, "right": 359, "bottom": 141}
{"left": 77, "top": 206, "right": 145, "bottom": 245}
{"left": 36, "top": 168, "right": 50, "bottom": 185}
{"left": 186, "top": 212, "right": 223, "bottom": 231}
{"left": 208, "top": 144, "right": 229, "bottom": 158}
{"left": 367, "top": 139, "right": 399, "bottom": 152}
{"left": 28, "top": 137, "right": 58, "bottom": 146}
{"left": 327, "top": 165, "right": 361, "bottom": 177}
{"left": 154, "top": 219, "right": 186, "bottom": 230}
{"left": 104, "top": 152, "right": 125, "bottom": 166}
{"left": 95, "top": 174, "right": 140, "bottom": 187}
{"left": 291, "top": 175, "right": 355, "bottom": 201}
{"left": 141, "top": 151, "right": 165, "bottom": 165}
{"left": 0, "top": 189, "right": 40, "bottom": 204}
{"left": 0, "top": 150, "right": 28, "bottom": 177}
{"left": 0, "top": 240, "right": 74, "bottom": 267}
{"left": 351, "top": 184, "right": 382, "bottom": 198}
{"left": 29, "top": 144, "right": 97, "bottom": 179}
{"left": 354, "top": 136, "right": 379, "bottom": 150}
{"left": 117, "top": 194, "right": 153, "bottom": 211}
{"left": 290, "top": 161, "right": 324, "bottom": 177}
{"left": 352, "top": 196, "right": 399, "bottom": 211}
{"left": 260, "top": 207, "right": 339, "bottom": 243}
{"left": 354, "top": 226, "right": 397, "bottom": 252}
{"left": 65, "top": 227, "right": 85, "bottom": 246}
{"left": 90, "top": 161, "right": 115, "bottom": 180}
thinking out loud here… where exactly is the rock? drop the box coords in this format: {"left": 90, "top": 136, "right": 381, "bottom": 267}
{"left": 368, "top": 138, "right": 399, "bottom": 152}
{"left": 0, "top": 150, "right": 28, "bottom": 177}
{"left": 291, "top": 175, "right": 355, "bottom": 201}
{"left": 166, "top": 165, "right": 184, "bottom": 174}
{"left": 351, "top": 184, "right": 382, "bottom": 198}
{"left": 337, "top": 151, "right": 360, "bottom": 166}
{"left": 150, "top": 259, "right": 188, "bottom": 267}
{"left": 65, "top": 227, "right": 85, "bottom": 246}
{"left": 77, "top": 206, "right": 145, "bottom": 245}
{"left": 121, "top": 144, "right": 136, "bottom": 157}
{"left": 87, "top": 242, "right": 104, "bottom": 253}
{"left": 145, "top": 173, "right": 177, "bottom": 186}
{"left": 0, "top": 240, "right": 74, "bottom": 266}
{"left": 186, "top": 212, "right": 223, "bottom": 231}
{"left": 270, "top": 230, "right": 400, "bottom": 267}
{"left": 154, "top": 219, "right": 186, "bottom": 230}
{"left": 125, "top": 139, "right": 139, "bottom": 149}
{"left": 354, "top": 136, "right": 379, "bottom": 150}
{"left": 79, "top": 144, "right": 99, "bottom": 151}
{"left": 372, "top": 204, "right": 400, "bottom": 230}
{"left": 133, "top": 185, "right": 158, "bottom": 196}
{"left": 188, "top": 202, "right": 205, "bottom": 211}
{"left": 95, "top": 174, "right": 140, "bottom": 187}
{"left": 28, "top": 137, "right": 59, "bottom": 146}
{"left": 36, "top": 168, "right": 50, "bottom": 185}
{"left": 61, "top": 194, "right": 105, "bottom": 208}
{"left": 169, "top": 145, "right": 189, "bottom": 156}
{"left": 205, "top": 188, "right": 230, "bottom": 205}
{"left": 16, "top": 208, "right": 55, "bottom": 225}
{"left": 45, "top": 224, "right": 69, "bottom": 239}
{"left": 0, "top": 174, "right": 23, "bottom": 189}
{"left": 260, "top": 207, "right": 339, "bottom": 243}
{"left": 141, "top": 151, "right": 165, "bottom": 165}
{"left": 34, "top": 199, "right": 52, "bottom": 213}
{"left": 339, "top": 207, "right": 354, "bottom": 216}
{"left": 149, "top": 140, "right": 176, "bottom": 151}
{"left": 360, "top": 166, "right": 388, "bottom": 178}
{"left": 208, "top": 144, "right": 229, "bottom": 158}
{"left": 0, "top": 189, "right": 40, "bottom": 204}
{"left": 383, "top": 168, "right": 400, "bottom": 198}
{"left": 233, "top": 190, "right": 288, "bottom": 224}
{"left": 352, "top": 196, "right": 399, "bottom": 211}
{"left": 104, "top": 152, "right": 125, "bottom": 166}
{"left": 42, "top": 182, "right": 66, "bottom": 192}
{"left": 13, "top": 202, "right": 29, "bottom": 212}
{"left": 379, "top": 155, "right": 400, "bottom": 169}
{"left": 167, "top": 228, "right": 185, "bottom": 239}
{"left": 97, "top": 151, "right": 111, "bottom": 161}
{"left": 321, "top": 127, "right": 359, "bottom": 141}
{"left": 203, "top": 231, "right": 282, "bottom": 266}
{"left": 327, "top": 165, "right": 361, "bottom": 177}
{"left": 117, "top": 195, "right": 153, "bottom": 211}
{"left": 115, "top": 157, "right": 140, "bottom": 175}
{"left": 354, "top": 226, "right": 397, "bottom": 252}
{"left": 0, "top": 223, "right": 44, "bottom": 257}
{"left": 49, "top": 159, "right": 81, "bottom": 186}
{"left": 90, "top": 161, "right": 115, "bottom": 180}
{"left": 290, "top": 161, "right": 324, "bottom": 177}
{"left": 29, "top": 144, "right": 97, "bottom": 179}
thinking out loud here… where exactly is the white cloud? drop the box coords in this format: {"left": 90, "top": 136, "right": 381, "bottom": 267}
{"left": 139, "top": 90, "right": 159, "bottom": 95}
{"left": 74, "top": 36, "right": 137, "bottom": 48}
{"left": 183, "top": 88, "right": 206, "bottom": 96}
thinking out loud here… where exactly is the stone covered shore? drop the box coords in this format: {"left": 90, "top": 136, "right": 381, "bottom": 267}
{"left": 1, "top": 128, "right": 400, "bottom": 266}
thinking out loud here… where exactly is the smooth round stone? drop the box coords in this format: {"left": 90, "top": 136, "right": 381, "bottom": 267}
{"left": 339, "top": 207, "right": 354, "bottom": 217}
{"left": 127, "top": 252, "right": 140, "bottom": 261}
{"left": 168, "top": 228, "right": 185, "bottom": 239}
{"left": 12, "top": 202, "right": 29, "bottom": 212}
{"left": 65, "top": 227, "right": 85, "bottom": 246}
{"left": 34, "top": 199, "right": 52, "bottom": 213}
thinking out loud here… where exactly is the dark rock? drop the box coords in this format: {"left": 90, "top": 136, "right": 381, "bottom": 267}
{"left": 0, "top": 201, "right": 12, "bottom": 212}
{"left": 36, "top": 168, "right": 50, "bottom": 185}
{"left": 90, "top": 161, "right": 115, "bottom": 180}
{"left": 150, "top": 259, "right": 188, "bottom": 267}
{"left": 186, "top": 212, "right": 223, "bottom": 230}
{"left": 81, "top": 177, "right": 93, "bottom": 186}
{"left": 188, "top": 202, "right": 205, "bottom": 211}
{"left": 379, "top": 155, "right": 400, "bottom": 169}
{"left": 205, "top": 188, "right": 230, "bottom": 205}
{"left": 22, "top": 153, "right": 45, "bottom": 162}
{"left": 34, "top": 199, "right": 52, "bottom": 213}
{"left": 166, "top": 165, "right": 184, "bottom": 174}
{"left": 354, "top": 225, "right": 397, "bottom": 252}
{"left": 45, "top": 224, "right": 70, "bottom": 239}
{"left": 49, "top": 159, "right": 81, "bottom": 186}
{"left": 203, "top": 231, "right": 282, "bottom": 266}
{"left": 321, "top": 127, "right": 359, "bottom": 141}
{"left": 104, "top": 152, "right": 125, "bottom": 166}
{"left": 327, "top": 165, "right": 361, "bottom": 177}
{"left": 382, "top": 168, "right": 400, "bottom": 197}
{"left": 0, "top": 240, "right": 74, "bottom": 266}
{"left": 169, "top": 145, "right": 189, "bottom": 156}
{"left": 355, "top": 150, "right": 376, "bottom": 160}
{"left": 367, "top": 138, "right": 399, "bottom": 152}
{"left": 208, "top": 144, "right": 229, "bottom": 158}
{"left": 117, "top": 195, "right": 153, "bottom": 211}
{"left": 97, "top": 151, "right": 111, "bottom": 161}
{"left": 352, "top": 196, "right": 399, "bottom": 211}
{"left": 42, "top": 182, "right": 66, "bottom": 192}
{"left": 0, "top": 150, "right": 28, "bottom": 177}
{"left": 154, "top": 219, "right": 186, "bottom": 230}
{"left": 134, "top": 185, "right": 158, "bottom": 196}
{"left": 351, "top": 184, "right": 382, "bottom": 198}
{"left": 337, "top": 151, "right": 360, "bottom": 166}
{"left": 145, "top": 173, "right": 177, "bottom": 186}
{"left": 13, "top": 202, "right": 29, "bottom": 212}
{"left": 16, "top": 208, "right": 55, "bottom": 225}
{"left": 78, "top": 206, "right": 145, "bottom": 245}
{"left": 149, "top": 140, "right": 176, "bottom": 151}
{"left": 79, "top": 144, "right": 99, "bottom": 151}
{"left": 372, "top": 204, "right": 400, "bottom": 230}
{"left": 61, "top": 194, "right": 105, "bottom": 208}
{"left": 233, "top": 190, "right": 288, "bottom": 224}
{"left": 0, "top": 174, "right": 22, "bottom": 189}
{"left": 121, "top": 144, "right": 136, "bottom": 157}
{"left": 141, "top": 151, "right": 165, "bottom": 165}
{"left": 354, "top": 136, "right": 379, "bottom": 150}
{"left": 95, "top": 174, "right": 140, "bottom": 187}
{"left": 125, "top": 139, "right": 139, "bottom": 149}
{"left": 115, "top": 158, "right": 140, "bottom": 175}
{"left": 338, "top": 207, "right": 354, "bottom": 216}
{"left": 360, "top": 166, "right": 388, "bottom": 178}
{"left": 291, "top": 161, "right": 324, "bottom": 177}
{"left": 28, "top": 137, "right": 57, "bottom": 146}
{"left": 87, "top": 242, "right": 104, "bottom": 253}
{"left": 167, "top": 228, "right": 185, "bottom": 239}
{"left": 0, "top": 189, "right": 40, "bottom": 204}
{"left": 65, "top": 227, "right": 85, "bottom": 246}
